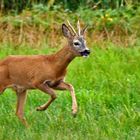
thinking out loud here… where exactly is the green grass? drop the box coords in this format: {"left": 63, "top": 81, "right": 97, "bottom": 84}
{"left": 0, "top": 43, "right": 140, "bottom": 140}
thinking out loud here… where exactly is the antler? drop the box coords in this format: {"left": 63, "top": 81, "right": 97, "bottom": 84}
{"left": 80, "top": 25, "right": 88, "bottom": 35}
{"left": 67, "top": 20, "right": 77, "bottom": 36}
{"left": 77, "top": 20, "right": 81, "bottom": 36}
{"left": 67, "top": 20, "right": 86, "bottom": 36}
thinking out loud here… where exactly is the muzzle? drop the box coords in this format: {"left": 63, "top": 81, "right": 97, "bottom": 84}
{"left": 80, "top": 49, "right": 90, "bottom": 57}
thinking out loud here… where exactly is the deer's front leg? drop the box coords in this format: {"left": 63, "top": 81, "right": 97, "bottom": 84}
{"left": 36, "top": 83, "right": 57, "bottom": 111}
{"left": 54, "top": 81, "right": 78, "bottom": 116}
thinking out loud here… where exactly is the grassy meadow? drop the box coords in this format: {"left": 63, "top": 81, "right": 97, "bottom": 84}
{"left": 0, "top": 43, "right": 140, "bottom": 140}
{"left": 0, "top": 1, "right": 140, "bottom": 140}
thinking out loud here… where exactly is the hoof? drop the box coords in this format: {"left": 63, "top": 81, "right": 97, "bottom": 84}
{"left": 72, "top": 111, "right": 77, "bottom": 118}
{"left": 36, "top": 107, "right": 41, "bottom": 111}
{"left": 20, "top": 118, "right": 29, "bottom": 128}
{"left": 23, "top": 121, "right": 29, "bottom": 128}
{"left": 36, "top": 106, "right": 45, "bottom": 111}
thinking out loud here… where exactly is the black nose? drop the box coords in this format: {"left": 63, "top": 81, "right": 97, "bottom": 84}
{"left": 80, "top": 49, "right": 90, "bottom": 56}
{"left": 85, "top": 49, "right": 90, "bottom": 55}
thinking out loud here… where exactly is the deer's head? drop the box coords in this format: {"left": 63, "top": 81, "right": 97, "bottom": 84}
{"left": 62, "top": 21, "right": 90, "bottom": 57}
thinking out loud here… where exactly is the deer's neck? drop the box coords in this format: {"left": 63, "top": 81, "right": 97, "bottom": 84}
{"left": 53, "top": 46, "right": 76, "bottom": 75}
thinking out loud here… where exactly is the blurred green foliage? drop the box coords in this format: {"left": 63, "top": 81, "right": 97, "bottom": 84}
{"left": 0, "top": 0, "right": 140, "bottom": 13}
{"left": 0, "top": 0, "right": 139, "bottom": 47}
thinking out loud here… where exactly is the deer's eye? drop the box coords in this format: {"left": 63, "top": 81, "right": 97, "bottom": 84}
{"left": 74, "top": 42, "right": 80, "bottom": 46}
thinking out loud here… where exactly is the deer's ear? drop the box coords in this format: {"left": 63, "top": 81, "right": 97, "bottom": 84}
{"left": 62, "top": 24, "right": 73, "bottom": 39}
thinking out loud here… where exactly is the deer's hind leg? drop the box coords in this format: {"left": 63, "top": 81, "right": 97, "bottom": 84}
{"left": 0, "top": 85, "right": 6, "bottom": 94}
{"left": 0, "top": 79, "right": 10, "bottom": 95}
{"left": 15, "top": 89, "right": 28, "bottom": 127}
{"left": 0, "top": 66, "right": 9, "bottom": 94}
{"left": 0, "top": 79, "right": 11, "bottom": 95}
{"left": 0, "top": 85, "right": 5, "bottom": 94}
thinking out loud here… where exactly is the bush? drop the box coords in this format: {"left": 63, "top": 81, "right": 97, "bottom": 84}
{"left": 0, "top": 1, "right": 139, "bottom": 47}
{"left": 0, "top": 0, "right": 140, "bottom": 13}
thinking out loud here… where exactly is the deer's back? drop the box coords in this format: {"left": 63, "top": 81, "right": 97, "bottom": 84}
{"left": 1, "top": 55, "right": 59, "bottom": 88}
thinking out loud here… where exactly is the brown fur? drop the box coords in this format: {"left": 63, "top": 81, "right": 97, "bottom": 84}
{"left": 0, "top": 47, "right": 75, "bottom": 88}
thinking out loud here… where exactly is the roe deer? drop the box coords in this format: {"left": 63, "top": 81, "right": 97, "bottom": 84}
{"left": 0, "top": 21, "right": 90, "bottom": 126}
